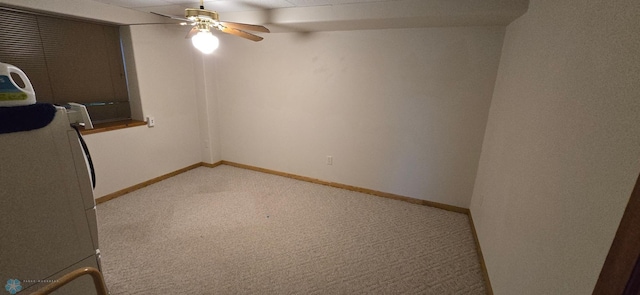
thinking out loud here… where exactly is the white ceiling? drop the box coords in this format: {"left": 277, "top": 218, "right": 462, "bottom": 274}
{"left": 92, "top": 0, "right": 403, "bottom": 14}
{"left": 0, "top": 0, "right": 529, "bottom": 32}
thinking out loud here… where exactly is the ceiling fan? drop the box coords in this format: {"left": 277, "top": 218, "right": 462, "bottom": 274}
{"left": 152, "top": 0, "right": 270, "bottom": 53}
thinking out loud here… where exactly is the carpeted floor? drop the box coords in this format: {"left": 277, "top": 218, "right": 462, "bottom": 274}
{"left": 97, "top": 165, "right": 486, "bottom": 294}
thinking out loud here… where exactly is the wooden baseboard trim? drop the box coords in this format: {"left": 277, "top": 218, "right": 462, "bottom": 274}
{"left": 201, "top": 161, "right": 224, "bottom": 168}
{"left": 219, "top": 160, "right": 469, "bottom": 214}
{"left": 96, "top": 159, "right": 468, "bottom": 214}
{"left": 95, "top": 162, "right": 222, "bottom": 204}
{"left": 468, "top": 213, "right": 494, "bottom": 295}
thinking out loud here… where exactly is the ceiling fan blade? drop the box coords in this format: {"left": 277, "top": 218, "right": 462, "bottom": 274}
{"left": 150, "top": 11, "right": 190, "bottom": 23}
{"left": 219, "top": 26, "right": 264, "bottom": 42}
{"left": 127, "top": 22, "right": 184, "bottom": 25}
{"left": 185, "top": 26, "right": 199, "bottom": 39}
{"left": 219, "top": 21, "right": 270, "bottom": 33}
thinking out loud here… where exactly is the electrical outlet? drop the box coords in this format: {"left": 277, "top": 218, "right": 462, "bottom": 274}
{"left": 147, "top": 116, "right": 155, "bottom": 127}
{"left": 327, "top": 156, "right": 333, "bottom": 165}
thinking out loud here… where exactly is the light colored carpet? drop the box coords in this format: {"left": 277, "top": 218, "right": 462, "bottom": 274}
{"left": 97, "top": 165, "right": 486, "bottom": 294}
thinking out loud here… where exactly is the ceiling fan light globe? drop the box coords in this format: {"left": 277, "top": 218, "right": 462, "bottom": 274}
{"left": 192, "top": 31, "right": 219, "bottom": 54}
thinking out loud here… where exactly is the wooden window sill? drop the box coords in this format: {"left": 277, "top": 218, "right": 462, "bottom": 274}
{"left": 79, "top": 119, "right": 146, "bottom": 135}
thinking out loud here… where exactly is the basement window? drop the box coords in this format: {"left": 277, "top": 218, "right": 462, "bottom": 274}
{"left": 0, "top": 6, "right": 133, "bottom": 127}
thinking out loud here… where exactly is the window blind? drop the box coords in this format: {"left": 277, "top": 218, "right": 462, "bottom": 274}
{"left": 0, "top": 7, "right": 130, "bottom": 123}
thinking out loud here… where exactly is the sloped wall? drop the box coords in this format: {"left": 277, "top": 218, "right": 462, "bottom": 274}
{"left": 470, "top": 0, "right": 640, "bottom": 293}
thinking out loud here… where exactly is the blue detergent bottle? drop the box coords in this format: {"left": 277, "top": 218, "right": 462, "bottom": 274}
{"left": 0, "top": 62, "right": 36, "bottom": 106}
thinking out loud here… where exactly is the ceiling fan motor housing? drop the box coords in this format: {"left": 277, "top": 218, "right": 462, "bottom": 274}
{"left": 185, "top": 8, "right": 219, "bottom": 22}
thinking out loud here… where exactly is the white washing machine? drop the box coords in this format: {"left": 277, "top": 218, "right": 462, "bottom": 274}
{"left": 0, "top": 104, "right": 103, "bottom": 294}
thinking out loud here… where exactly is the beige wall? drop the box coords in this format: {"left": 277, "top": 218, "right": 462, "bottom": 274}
{"left": 208, "top": 27, "right": 505, "bottom": 208}
{"left": 470, "top": 0, "right": 640, "bottom": 294}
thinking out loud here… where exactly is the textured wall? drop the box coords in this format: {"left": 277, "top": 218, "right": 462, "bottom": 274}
{"left": 470, "top": 0, "right": 640, "bottom": 294}
{"left": 209, "top": 27, "right": 505, "bottom": 208}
